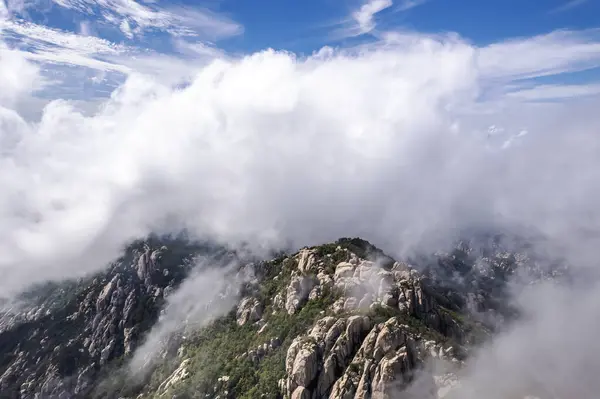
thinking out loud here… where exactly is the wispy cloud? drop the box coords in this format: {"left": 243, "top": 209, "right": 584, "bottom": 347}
{"left": 506, "top": 83, "right": 600, "bottom": 101}
{"left": 129, "top": 259, "right": 248, "bottom": 372}
{"left": 477, "top": 29, "right": 600, "bottom": 81}
{"left": 0, "top": 18, "right": 224, "bottom": 100}
{"left": 329, "top": 0, "right": 429, "bottom": 40}
{"left": 50, "top": 0, "right": 243, "bottom": 40}
{"left": 1, "top": 19, "right": 128, "bottom": 60}
{"left": 0, "top": 0, "right": 240, "bottom": 98}
{"left": 0, "top": 18, "right": 129, "bottom": 96}
{"left": 358, "top": 28, "right": 600, "bottom": 86}
{"left": 549, "top": 0, "right": 587, "bottom": 14}
{"left": 395, "top": 0, "right": 428, "bottom": 12}
{"left": 352, "top": 0, "right": 393, "bottom": 35}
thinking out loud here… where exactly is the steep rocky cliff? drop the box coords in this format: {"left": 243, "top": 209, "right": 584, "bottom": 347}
{"left": 0, "top": 236, "right": 233, "bottom": 399}
{"left": 127, "top": 237, "right": 541, "bottom": 399}
{"left": 0, "top": 236, "right": 557, "bottom": 398}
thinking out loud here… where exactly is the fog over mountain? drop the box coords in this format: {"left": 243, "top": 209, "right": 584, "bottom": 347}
{"left": 2, "top": 32, "right": 600, "bottom": 296}
{"left": 2, "top": 4, "right": 600, "bottom": 397}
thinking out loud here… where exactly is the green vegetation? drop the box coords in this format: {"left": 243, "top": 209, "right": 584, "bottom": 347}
{"left": 150, "top": 294, "right": 340, "bottom": 398}
{"left": 440, "top": 307, "right": 465, "bottom": 324}
{"left": 365, "top": 303, "right": 449, "bottom": 344}
{"left": 335, "top": 238, "right": 396, "bottom": 269}
{"left": 439, "top": 306, "right": 491, "bottom": 348}
{"left": 136, "top": 239, "right": 479, "bottom": 398}
{"left": 140, "top": 251, "right": 341, "bottom": 399}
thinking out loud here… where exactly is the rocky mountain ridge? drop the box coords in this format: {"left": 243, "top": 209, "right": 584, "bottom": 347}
{"left": 0, "top": 237, "right": 229, "bottom": 399}
{"left": 0, "top": 236, "right": 556, "bottom": 398}
{"left": 130, "top": 237, "right": 537, "bottom": 399}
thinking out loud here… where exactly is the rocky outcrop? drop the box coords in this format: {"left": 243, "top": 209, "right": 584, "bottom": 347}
{"left": 157, "top": 359, "right": 191, "bottom": 394}
{"left": 0, "top": 238, "right": 210, "bottom": 398}
{"left": 241, "top": 337, "right": 282, "bottom": 365}
{"left": 236, "top": 297, "right": 263, "bottom": 326}
{"left": 286, "top": 274, "right": 317, "bottom": 315}
{"left": 283, "top": 315, "right": 372, "bottom": 398}
{"left": 270, "top": 240, "right": 502, "bottom": 399}
{"left": 281, "top": 315, "right": 440, "bottom": 399}
{"left": 330, "top": 317, "right": 436, "bottom": 399}
{"left": 297, "top": 249, "right": 318, "bottom": 274}
{"left": 277, "top": 245, "right": 467, "bottom": 346}
{"left": 282, "top": 312, "right": 465, "bottom": 399}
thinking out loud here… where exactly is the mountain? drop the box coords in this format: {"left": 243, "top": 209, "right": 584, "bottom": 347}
{"left": 0, "top": 236, "right": 236, "bottom": 399}
{"left": 0, "top": 236, "right": 560, "bottom": 398}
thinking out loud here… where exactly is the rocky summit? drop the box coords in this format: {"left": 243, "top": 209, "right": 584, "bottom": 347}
{"left": 0, "top": 236, "right": 556, "bottom": 398}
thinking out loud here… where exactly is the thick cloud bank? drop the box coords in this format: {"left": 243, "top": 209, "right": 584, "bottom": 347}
{"left": 1, "top": 32, "right": 600, "bottom": 298}
{"left": 2, "top": 25, "right": 600, "bottom": 399}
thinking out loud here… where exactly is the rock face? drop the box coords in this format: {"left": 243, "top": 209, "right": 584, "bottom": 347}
{"left": 329, "top": 317, "right": 437, "bottom": 399}
{"left": 0, "top": 236, "right": 554, "bottom": 399}
{"left": 286, "top": 274, "right": 317, "bottom": 315}
{"left": 236, "top": 297, "right": 263, "bottom": 326}
{"left": 284, "top": 315, "right": 373, "bottom": 398}
{"left": 157, "top": 358, "right": 191, "bottom": 395}
{"left": 280, "top": 307, "right": 458, "bottom": 399}
{"left": 0, "top": 238, "right": 215, "bottom": 398}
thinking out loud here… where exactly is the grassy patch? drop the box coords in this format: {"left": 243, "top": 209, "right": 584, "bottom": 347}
{"left": 142, "top": 263, "right": 339, "bottom": 398}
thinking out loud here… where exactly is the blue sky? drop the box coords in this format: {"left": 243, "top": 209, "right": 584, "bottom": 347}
{"left": 1, "top": 0, "right": 600, "bottom": 101}
{"left": 218, "top": 0, "right": 600, "bottom": 53}
{"left": 14, "top": 0, "right": 600, "bottom": 51}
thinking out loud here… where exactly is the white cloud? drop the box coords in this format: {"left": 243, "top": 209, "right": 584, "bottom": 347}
{"left": 446, "top": 280, "right": 600, "bottom": 398}
{"left": 0, "top": 0, "right": 29, "bottom": 18}
{"left": 477, "top": 29, "right": 600, "bottom": 80}
{"left": 78, "top": 20, "right": 95, "bottom": 36}
{"left": 0, "top": 19, "right": 126, "bottom": 55}
{"left": 395, "top": 0, "right": 428, "bottom": 12}
{"left": 330, "top": 0, "right": 428, "bottom": 39}
{"left": 119, "top": 18, "right": 133, "bottom": 39}
{"left": 352, "top": 0, "right": 393, "bottom": 35}
{"left": 168, "top": 6, "right": 243, "bottom": 40}
{"left": 0, "top": 18, "right": 130, "bottom": 76}
{"left": 0, "top": 43, "right": 40, "bottom": 106}
{"left": 506, "top": 83, "right": 600, "bottom": 101}
{"left": 129, "top": 258, "right": 247, "bottom": 372}
{"left": 51, "top": 0, "right": 243, "bottom": 40}
{"left": 0, "top": 0, "right": 243, "bottom": 100}
{"left": 171, "top": 38, "right": 226, "bottom": 59}
{"left": 1, "top": 28, "right": 600, "bottom": 298}
{"left": 0, "top": 18, "right": 224, "bottom": 99}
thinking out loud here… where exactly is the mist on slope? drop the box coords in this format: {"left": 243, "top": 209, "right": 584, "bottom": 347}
{"left": 128, "top": 257, "right": 250, "bottom": 373}
{"left": 2, "top": 29, "right": 600, "bottom": 397}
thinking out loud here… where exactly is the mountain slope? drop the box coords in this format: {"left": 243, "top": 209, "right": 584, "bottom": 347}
{"left": 128, "top": 238, "right": 524, "bottom": 399}
{"left": 0, "top": 236, "right": 549, "bottom": 398}
{"left": 0, "top": 237, "right": 231, "bottom": 399}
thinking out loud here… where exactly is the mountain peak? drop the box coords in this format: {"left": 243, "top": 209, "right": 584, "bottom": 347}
{"left": 0, "top": 236, "right": 556, "bottom": 398}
